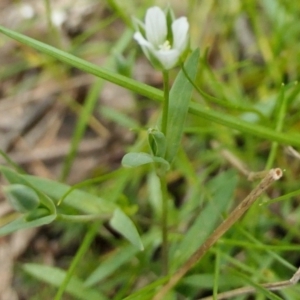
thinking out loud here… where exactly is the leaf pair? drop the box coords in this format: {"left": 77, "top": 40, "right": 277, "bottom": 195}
{"left": 0, "top": 166, "right": 143, "bottom": 250}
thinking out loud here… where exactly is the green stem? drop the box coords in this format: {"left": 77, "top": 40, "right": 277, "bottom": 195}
{"left": 43, "top": 0, "right": 53, "bottom": 31}
{"left": 161, "top": 71, "right": 169, "bottom": 137}
{"left": 213, "top": 248, "right": 221, "bottom": 299}
{"left": 0, "top": 149, "right": 25, "bottom": 173}
{"left": 54, "top": 221, "right": 100, "bottom": 300}
{"left": 159, "top": 175, "right": 169, "bottom": 275}
{"left": 265, "top": 84, "right": 287, "bottom": 170}
{"left": 159, "top": 70, "right": 170, "bottom": 275}
{"left": 181, "top": 64, "right": 269, "bottom": 122}
{"left": 43, "top": 0, "right": 61, "bottom": 47}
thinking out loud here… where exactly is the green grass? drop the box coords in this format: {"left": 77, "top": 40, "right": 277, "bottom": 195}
{"left": 1, "top": 0, "right": 300, "bottom": 299}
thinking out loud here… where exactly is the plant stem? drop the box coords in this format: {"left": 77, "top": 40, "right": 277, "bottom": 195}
{"left": 265, "top": 84, "right": 287, "bottom": 170}
{"left": 159, "top": 175, "right": 169, "bottom": 275}
{"left": 161, "top": 71, "right": 169, "bottom": 137}
{"left": 213, "top": 248, "right": 221, "bottom": 299}
{"left": 43, "top": 0, "right": 61, "bottom": 47}
{"left": 54, "top": 221, "right": 100, "bottom": 300}
{"left": 159, "top": 70, "right": 170, "bottom": 275}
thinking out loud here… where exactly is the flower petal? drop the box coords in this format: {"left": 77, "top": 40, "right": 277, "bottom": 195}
{"left": 172, "top": 17, "right": 189, "bottom": 53}
{"left": 133, "top": 31, "right": 151, "bottom": 46}
{"left": 133, "top": 32, "right": 153, "bottom": 48}
{"left": 145, "top": 6, "right": 167, "bottom": 47}
{"left": 153, "top": 49, "right": 180, "bottom": 70}
{"left": 134, "top": 32, "right": 156, "bottom": 63}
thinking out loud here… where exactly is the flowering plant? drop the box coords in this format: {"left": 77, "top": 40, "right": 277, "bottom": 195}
{"left": 133, "top": 6, "right": 189, "bottom": 70}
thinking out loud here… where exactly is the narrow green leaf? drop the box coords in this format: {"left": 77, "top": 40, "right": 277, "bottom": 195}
{"left": 147, "top": 171, "right": 163, "bottom": 218}
{"left": 165, "top": 48, "right": 200, "bottom": 163}
{"left": 171, "top": 170, "right": 238, "bottom": 270}
{"left": 122, "top": 152, "right": 170, "bottom": 170}
{"left": 213, "top": 248, "right": 221, "bottom": 299}
{"left": 266, "top": 84, "right": 288, "bottom": 169}
{"left": 0, "top": 25, "right": 161, "bottom": 102}
{"left": 23, "top": 264, "right": 106, "bottom": 300}
{"left": 85, "top": 230, "right": 159, "bottom": 287}
{"left": 0, "top": 148, "right": 24, "bottom": 173}
{"left": 148, "top": 128, "right": 166, "bottom": 157}
{"left": 60, "top": 79, "right": 104, "bottom": 181}
{"left": 1, "top": 25, "right": 300, "bottom": 147}
{"left": 189, "top": 101, "right": 300, "bottom": 147}
{"left": 182, "top": 273, "right": 243, "bottom": 289}
{"left": 109, "top": 208, "right": 143, "bottom": 250}
{"left": 85, "top": 245, "right": 138, "bottom": 287}
{"left": 230, "top": 270, "right": 283, "bottom": 300}
{"left": 3, "top": 184, "right": 40, "bottom": 213}
{"left": 122, "top": 152, "right": 154, "bottom": 168}
{"left": 54, "top": 221, "right": 101, "bottom": 300}
{"left": 0, "top": 215, "right": 56, "bottom": 237}
{"left": 123, "top": 277, "right": 169, "bottom": 300}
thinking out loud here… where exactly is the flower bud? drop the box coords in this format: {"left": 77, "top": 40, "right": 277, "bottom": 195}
{"left": 148, "top": 127, "right": 166, "bottom": 157}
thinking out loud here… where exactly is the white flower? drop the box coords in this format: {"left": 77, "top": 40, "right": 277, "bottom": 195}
{"left": 133, "top": 6, "right": 189, "bottom": 70}
{"left": 51, "top": 10, "right": 67, "bottom": 27}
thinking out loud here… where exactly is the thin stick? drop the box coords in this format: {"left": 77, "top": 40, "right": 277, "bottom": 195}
{"left": 153, "top": 168, "right": 283, "bottom": 300}
{"left": 210, "top": 141, "right": 250, "bottom": 177}
{"left": 210, "top": 141, "right": 272, "bottom": 181}
{"left": 285, "top": 146, "right": 300, "bottom": 160}
{"left": 199, "top": 266, "right": 300, "bottom": 300}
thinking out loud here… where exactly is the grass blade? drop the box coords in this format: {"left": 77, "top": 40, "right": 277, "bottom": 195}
{"left": 165, "top": 48, "right": 200, "bottom": 163}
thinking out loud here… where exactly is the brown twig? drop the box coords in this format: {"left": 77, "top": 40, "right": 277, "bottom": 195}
{"left": 285, "top": 146, "right": 300, "bottom": 160}
{"left": 210, "top": 140, "right": 250, "bottom": 177}
{"left": 198, "top": 266, "right": 300, "bottom": 300}
{"left": 211, "top": 141, "right": 278, "bottom": 182}
{"left": 153, "top": 168, "right": 283, "bottom": 300}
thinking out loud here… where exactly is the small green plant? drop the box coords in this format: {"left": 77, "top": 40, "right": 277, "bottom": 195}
{"left": 1, "top": 1, "right": 300, "bottom": 300}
